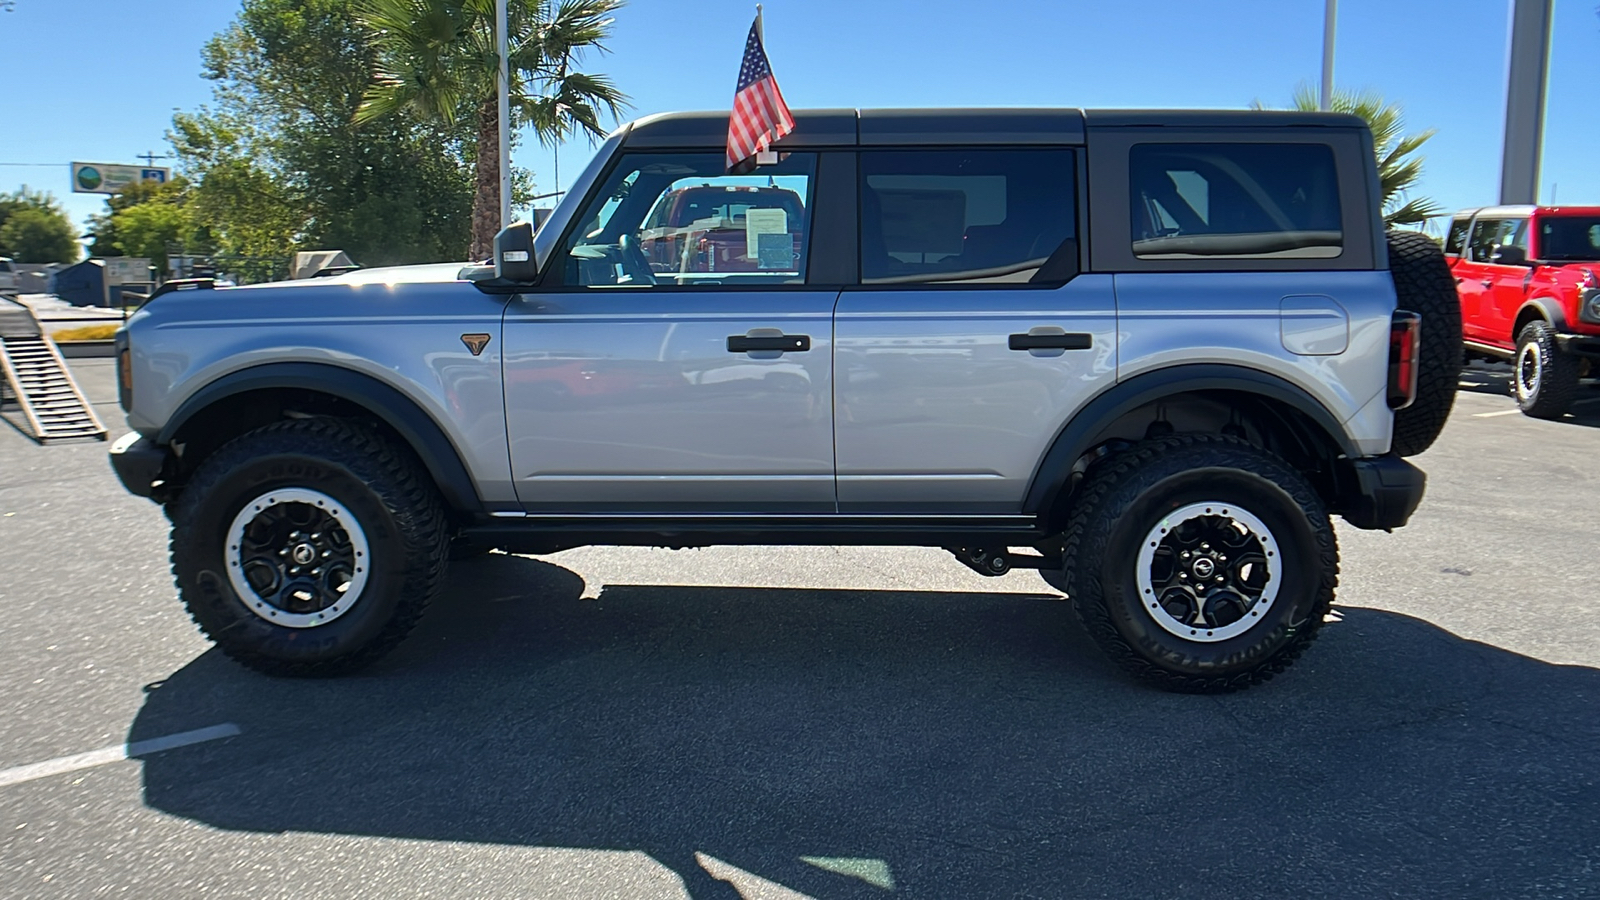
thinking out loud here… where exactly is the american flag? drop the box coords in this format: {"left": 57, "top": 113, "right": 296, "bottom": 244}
{"left": 726, "top": 16, "right": 794, "bottom": 174}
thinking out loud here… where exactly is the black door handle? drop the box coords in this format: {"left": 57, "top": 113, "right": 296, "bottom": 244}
{"left": 1009, "top": 332, "right": 1092, "bottom": 351}
{"left": 728, "top": 333, "right": 810, "bottom": 353}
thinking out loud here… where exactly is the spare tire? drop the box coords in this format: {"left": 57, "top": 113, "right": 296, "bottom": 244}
{"left": 1387, "top": 229, "right": 1461, "bottom": 456}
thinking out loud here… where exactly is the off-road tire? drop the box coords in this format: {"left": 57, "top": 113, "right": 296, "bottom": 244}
{"left": 1062, "top": 434, "right": 1339, "bottom": 693}
{"left": 1514, "top": 320, "right": 1580, "bottom": 419}
{"left": 168, "top": 417, "right": 449, "bottom": 676}
{"left": 1388, "top": 229, "right": 1461, "bottom": 456}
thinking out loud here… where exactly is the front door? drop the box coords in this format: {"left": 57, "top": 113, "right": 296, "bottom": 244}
{"left": 834, "top": 147, "right": 1115, "bottom": 514}
{"left": 503, "top": 151, "right": 837, "bottom": 513}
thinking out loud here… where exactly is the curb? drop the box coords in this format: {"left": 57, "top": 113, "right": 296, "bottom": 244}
{"left": 57, "top": 340, "right": 116, "bottom": 359}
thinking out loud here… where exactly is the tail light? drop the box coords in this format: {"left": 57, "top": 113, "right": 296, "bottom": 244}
{"left": 1388, "top": 311, "right": 1421, "bottom": 410}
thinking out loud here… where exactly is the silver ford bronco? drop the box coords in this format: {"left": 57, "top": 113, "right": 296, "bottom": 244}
{"left": 109, "top": 109, "right": 1460, "bottom": 692}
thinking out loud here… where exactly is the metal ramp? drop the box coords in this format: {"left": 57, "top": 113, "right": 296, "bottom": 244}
{"left": 0, "top": 299, "right": 107, "bottom": 442}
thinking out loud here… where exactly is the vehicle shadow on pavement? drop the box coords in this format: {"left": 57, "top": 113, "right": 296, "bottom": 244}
{"left": 1459, "top": 361, "right": 1600, "bottom": 426}
{"left": 129, "top": 553, "right": 1600, "bottom": 898}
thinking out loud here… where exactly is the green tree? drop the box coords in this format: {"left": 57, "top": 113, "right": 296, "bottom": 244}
{"left": 356, "top": 0, "right": 627, "bottom": 258}
{"left": 84, "top": 178, "right": 188, "bottom": 259}
{"left": 112, "top": 194, "right": 195, "bottom": 273}
{"left": 176, "top": 0, "right": 478, "bottom": 267}
{"left": 0, "top": 189, "right": 78, "bottom": 264}
{"left": 1259, "top": 85, "right": 1441, "bottom": 228}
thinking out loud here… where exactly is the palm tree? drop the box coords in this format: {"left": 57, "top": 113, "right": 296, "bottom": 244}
{"left": 356, "top": 0, "right": 627, "bottom": 258}
{"left": 1257, "top": 85, "right": 1441, "bottom": 228}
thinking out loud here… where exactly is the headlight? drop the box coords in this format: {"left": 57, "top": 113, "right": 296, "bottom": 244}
{"left": 1589, "top": 293, "right": 1600, "bottom": 323}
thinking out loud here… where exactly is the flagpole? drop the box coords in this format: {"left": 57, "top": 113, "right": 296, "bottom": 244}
{"left": 1320, "top": 0, "right": 1336, "bottom": 111}
{"left": 755, "top": 4, "right": 763, "bottom": 42}
{"left": 496, "top": 0, "right": 511, "bottom": 230}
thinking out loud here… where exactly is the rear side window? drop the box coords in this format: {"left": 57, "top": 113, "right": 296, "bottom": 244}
{"left": 1444, "top": 218, "right": 1470, "bottom": 257}
{"left": 1129, "top": 143, "right": 1342, "bottom": 259}
{"left": 858, "top": 149, "right": 1076, "bottom": 284}
{"left": 0, "top": 260, "right": 12, "bottom": 273}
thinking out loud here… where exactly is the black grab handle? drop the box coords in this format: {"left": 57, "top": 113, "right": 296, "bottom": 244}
{"left": 1008, "top": 332, "right": 1092, "bottom": 351}
{"left": 728, "top": 334, "right": 810, "bottom": 353}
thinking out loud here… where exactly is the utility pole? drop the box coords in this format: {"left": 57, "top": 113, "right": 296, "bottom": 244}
{"left": 1320, "top": 0, "right": 1337, "bottom": 111}
{"left": 496, "top": 0, "right": 512, "bottom": 229}
{"left": 1500, "top": 0, "right": 1553, "bottom": 205}
{"left": 136, "top": 150, "right": 171, "bottom": 167}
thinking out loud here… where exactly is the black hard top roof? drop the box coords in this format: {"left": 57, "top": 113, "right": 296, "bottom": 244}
{"left": 620, "top": 108, "right": 1366, "bottom": 149}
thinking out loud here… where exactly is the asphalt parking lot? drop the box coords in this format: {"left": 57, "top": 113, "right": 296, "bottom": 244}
{"left": 2, "top": 358, "right": 1599, "bottom": 899}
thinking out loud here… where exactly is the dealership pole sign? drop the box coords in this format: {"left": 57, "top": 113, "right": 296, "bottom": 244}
{"left": 70, "top": 162, "right": 170, "bottom": 194}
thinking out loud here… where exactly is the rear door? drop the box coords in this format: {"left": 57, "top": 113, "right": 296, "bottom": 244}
{"left": 1087, "top": 128, "right": 1393, "bottom": 454}
{"left": 834, "top": 146, "right": 1116, "bottom": 513}
{"left": 503, "top": 150, "right": 840, "bottom": 513}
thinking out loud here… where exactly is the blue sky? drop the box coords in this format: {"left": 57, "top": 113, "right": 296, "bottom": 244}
{"left": 1, "top": 0, "right": 1596, "bottom": 243}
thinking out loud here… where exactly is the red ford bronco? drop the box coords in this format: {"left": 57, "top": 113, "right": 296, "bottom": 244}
{"left": 1445, "top": 205, "right": 1600, "bottom": 417}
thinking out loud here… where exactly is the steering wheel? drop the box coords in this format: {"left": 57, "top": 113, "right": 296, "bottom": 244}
{"left": 616, "top": 234, "right": 656, "bottom": 286}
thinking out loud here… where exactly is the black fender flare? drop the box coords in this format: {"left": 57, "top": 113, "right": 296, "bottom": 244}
{"left": 1022, "top": 364, "right": 1358, "bottom": 521}
{"left": 159, "top": 362, "right": 483, "bottom": 515}
{"left": 1516, "top": 296, "right": 1568, "bottom": 334}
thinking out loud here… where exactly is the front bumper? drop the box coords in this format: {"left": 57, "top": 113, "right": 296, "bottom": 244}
{"left": 108, "top": 432, "right": 170, "bottom": 502}
{"left": 1555, "top": 332, "right": 1600, "bottom": 360}
{"left": 1338, "top": 454, "right": 1426, "bottom": 531}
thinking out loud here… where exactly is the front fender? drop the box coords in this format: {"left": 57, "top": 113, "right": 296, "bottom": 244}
{"left": 160, "top": 362, "right": 486, "bottom": 516}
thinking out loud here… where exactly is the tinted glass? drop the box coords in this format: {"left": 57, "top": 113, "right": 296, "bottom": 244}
{"left": 1468, "top": 218, "right": 1519, "bottom": 263}
{"left": 561, "top": 152, "right": 816, "bottom": 287}
{"left": 1537, "top": 217, "right": 1600, "bottom": 261}
{"left": 1130, "top": 143, "right": 1342, "bottom": 259}
{"left": 1444, "top": 218, "right": 1470, "bottom": 256}
{"left": 859, "top": 149, "right": 1075, "bottom": 284}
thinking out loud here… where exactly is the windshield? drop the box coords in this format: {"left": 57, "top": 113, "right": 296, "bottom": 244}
{"left": 1537, "top": 217, "right": 1600, "bottom": 261}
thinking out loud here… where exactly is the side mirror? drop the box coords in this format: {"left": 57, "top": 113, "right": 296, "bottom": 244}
{"left": 494, "top": 221, "right": 540, "bottom": 282}
{"left": 1491, "top": 244, "right": 1529, "bottom": 266}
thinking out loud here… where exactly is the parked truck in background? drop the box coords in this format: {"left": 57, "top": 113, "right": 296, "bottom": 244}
{"left": 1445, "top": 205, "right": 1600, "bottom": 418}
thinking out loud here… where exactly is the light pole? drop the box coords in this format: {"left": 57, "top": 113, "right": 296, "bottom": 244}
{"left": 497, "top": 0, "right": 512, "bottom": 229}
{"left": 1320, "top": 0, "right": 1337, "bottom": 111}
{"left": 1500, "top": 0, "right": 1553, "bottom": 205}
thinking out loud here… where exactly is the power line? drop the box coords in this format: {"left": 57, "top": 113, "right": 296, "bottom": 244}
{"left": 0, "top": 162, "right": 63, "bottom": 167}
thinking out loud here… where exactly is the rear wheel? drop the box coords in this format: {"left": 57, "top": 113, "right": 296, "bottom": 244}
{"left": 1062, "top": 434, "right": 1338, "bottom": 693}
{"left": 1514, "top": 320, "right": 1580, "bottom": 419}
{"left": 168, "top": 418, "right": 449, "bottom": 676}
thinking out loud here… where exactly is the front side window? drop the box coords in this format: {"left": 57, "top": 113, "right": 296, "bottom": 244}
{"left": 560, "top": 152, "right": 816, "bottom": 287}
{"left": 859, "top": 149, "right": 1076, "bottom": 284}
{"left": 1130, "top": 143, "right": 1342, "bottom": 259}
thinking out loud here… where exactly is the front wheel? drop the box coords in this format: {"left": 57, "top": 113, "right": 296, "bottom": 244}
{"left": 168, "top": 418, "right": 449, "bottom": 676}
{"left": 1062, "top": 434, "right": 1339, "bottom": 693}
{"left": 1514, "top": 320, "right": 1580, "bottom": 419}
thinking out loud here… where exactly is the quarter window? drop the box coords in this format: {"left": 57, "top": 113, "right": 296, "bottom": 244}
{"left": 1444, "top": 218, "right": 1470, "bottom": 257}
{"left": 560, "top": 152, "right": 816, "bottom": 287}
{"left": 1129, "top": 143, "right": 1343, "bottom": 259}
{"left": 858, "top": 149, "right": 1076, "bottom": 284}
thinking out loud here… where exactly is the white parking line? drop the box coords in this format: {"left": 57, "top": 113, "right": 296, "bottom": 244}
{"left": 0, "top": 723, "right": 241, "bottom": 789}
{"left": 1472, "top": 409, "right": 1523, "bottom": 418}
